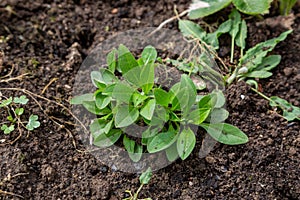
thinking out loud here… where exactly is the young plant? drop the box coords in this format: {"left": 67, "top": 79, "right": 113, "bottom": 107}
{"left": 0, "top": 94, "right": 40, "bottom": 134}
{"left": 250, "top": 87, "right": 300, "bottom": 121}
{"left": 188, "top": 0, "right": 272, "bottom": 19}
{"left": 71, "top": 44, "right": 248, "bottom": 162}
{"left": 124, "top": 168, "right": 152, "bottom": 200}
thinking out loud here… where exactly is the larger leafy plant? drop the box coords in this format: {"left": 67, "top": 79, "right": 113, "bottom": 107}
{"left": 71, "top": 44, "right": 248, "bottom": 162}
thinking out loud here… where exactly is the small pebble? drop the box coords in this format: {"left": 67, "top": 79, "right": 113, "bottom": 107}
{"left": 100, "top": 166, "right": 108, "bottom": 173}
{"left": 283, "top": 67, "right": 293, "bottom": 76}
{"left": 289, "top": 147, "right": 297, "bottom": 156}
{"left": 205, "top": 156, "right": 216, "bottom": 164}
{"left": 111, "top": 8, "right": 118, "bottom": 14}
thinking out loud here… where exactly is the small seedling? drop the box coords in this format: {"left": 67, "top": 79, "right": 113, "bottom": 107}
{"left": 250, "top": 86, "right": 300, "bottom": 121}
{"left": 71, "top": 44, "right": 248, "bottom": 162}
{"left": 0, "top": 94, "right": 40, "bottom": 135}
{"left": 123, "top": 168, "right": 152, "bottom": 200}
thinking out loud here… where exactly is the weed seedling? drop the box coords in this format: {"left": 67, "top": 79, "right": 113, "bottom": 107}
{"left": 0, "top": 94, "right": 40, "bottom": 135}
{"left": 123, "top": 168, "right": 152, "bottom": 200}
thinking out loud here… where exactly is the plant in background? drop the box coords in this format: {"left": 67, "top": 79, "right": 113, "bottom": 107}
{"left": 188, "top": 0, "right": 273, "bottom": 19}
{"left": 71, "top": 44, "right": 248, "bottom": 162}
{"left": 0, "top": 94, "right": 40, "bottom": 134}
{"left": 124, "top": 168, "right": 152, "bottom": 200}
{"left": 178, "top": 7, "right": 299, "bottom": 122}
{"left": 278, "top": 0, "right": 298, "bottom": 16}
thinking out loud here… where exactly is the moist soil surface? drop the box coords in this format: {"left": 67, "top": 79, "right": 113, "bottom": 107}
{"left": 0, "top": 0, "right": 299, "bottom": 199}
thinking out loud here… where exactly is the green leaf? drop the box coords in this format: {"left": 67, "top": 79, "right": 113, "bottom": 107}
{"left": 233, "top": 0, "right": 272, "bottom": 15}
{"left": 148, "top": 105, "right": 168, "bottom": 127}
{"left": 83, "top": 101, "right": 110, "bottom": 115}
{"left": 214, "top": 90, "right": 226, "bottom": 108}
{"left": 154, "top": 88, "right": 170, "bottom": 107}
{"left": 95, "top": 93, "right": 111, "bottom": 109}
{"left": 229, "top": 9, "right": 241, "bottom": 62}
{"left": 26, "top": 115, "right": 40, "bottom": 131}
{"left": 205, "top": 19, "right": 232, "bottom": 49}
{"left": 90, "top": 119, "right": 113, "bottom": 138}
{"left": 170, "top": 74, "right": 197, "bottom": 115}
{"left": 244, "top": 71, "right": 273, "bottom": 78}
{"left": 7, "top": 115, "right": 14, "bottom": 122}
{"left": 188, "top": 0, "right": 232, "bottom": 19}
{"left": 94, "top": 129, "right": 121, "bottom": 148}
{"left": 112, "top": 82, "right": 135, "bottom": 103}
{"left": 91, "top": 69, "right": 118, "bottom": 87}
{"left": 114, "top": 105, "right": 139, "bottom": 128}
{"left": 90, "top": 119, "right": 107, "bottom": 137}
{"left": 270, "top": 96, "right": 300, "bottom": 121}
{"left": 123, "top": 135, "right": 143, "bottom": 162}
{"left": 147, "top": 131, "right": 178, "bottom": 153}
{"left": 229, "top": 9, "right": 241, "bottom": 38}
{"left": 13, "top": 95, "right": 29, "bottom": 105}
{"left": 255, "top": 55, "right": 281, "bottom": 72}
{"left": 0, "top": 97, "right": 13, "bottom": 107}
{"left": 200, "top": 123, "right": 248, "bottom": 145}
{"left": 240, "top": 30, "right": 292, "bottom": 71}
{"left": 165, "top": 143, "right": 179, "bottom": 162}
{"left": 1, "top": 124, "right": 15, "bottom": 134}
{"left": 141, "top": 45, "right": 157, "bottom": 65}
{"left": 140, "top": 99, "right": 156, "bottom": 120}
{"left": 177, "top": 127, "right": 196, "bottom": 160}
{"left": 179, "top": 20, "right": 206, "bottom": 40}
{"left": 123, "top": 63, "right": 155, "bottom": 94}
{"left": 139, "top": 167, "right": 152, "bottom": 185}
{"left": 142, "top": 127, "right": 160, "bottom": 145}
{"left": 187, "top": 108, "right": 211, "bottom": 125}
{"left": 132, "top": 92, "right": 148, "bottom": 107}
{"left": 70, "top": 93, "right": 94, "bottom": 105}
{"left": 107, "top": 48, "right": 117, "bottom": 73}
{"left": 206, "top": 108, "right": 229, "bottom": 123}
{"left": 246, "top": 79, "right": 259, "bottom": 89}
{"left": 169, "top": 111, "right": 181, "bottom": 122}
{"left": 198, "top": 94, "right": 217, "bottom": 109}
{"left": 117, "top": 44, "right": 138, "bottom": 74}
{"left": 102, "top": 84, "right": 116, "bottom": 96}
{"left": 15, "top": 108, "right": 24, "bottom": 116}
{"left": 235, "top": 20, "right": 247, "bottom": 51}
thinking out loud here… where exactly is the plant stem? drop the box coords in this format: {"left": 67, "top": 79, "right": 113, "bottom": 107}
{"left": 230, "top": 37, "right": 235, "bottom": 63}
{"left": 250, "top": 87, "right": 277, "bottom": 106}
{"left": 133, "top": 184, "right": 144, "bottom": 200}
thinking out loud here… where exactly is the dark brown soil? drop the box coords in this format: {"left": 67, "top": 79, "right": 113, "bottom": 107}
{"left": 0, "top": 0, "right": 299, "bottom": 199}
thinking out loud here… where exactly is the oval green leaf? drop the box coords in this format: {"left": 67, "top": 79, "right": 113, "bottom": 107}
{"left": 200, "top": 123, "right": 248, "bottom": 145}
{"left": 233, "top": 0, "right": 272, "bottom": 15}
{"left": 177, "top": 127, "right": 196, "bottom": 160}
{"left": 147, "top": 131, "right": 178, "bottom": 153}
{"left": 115, "top": 106, "right": 139, "bottom": 128}
{"left": 188, "top": 0, "right": 232, "bottom": 19}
